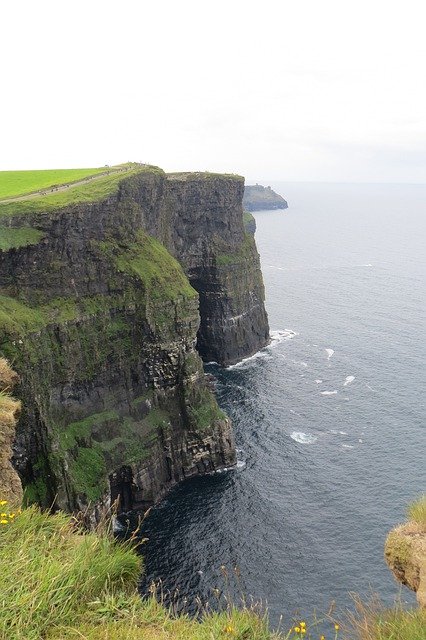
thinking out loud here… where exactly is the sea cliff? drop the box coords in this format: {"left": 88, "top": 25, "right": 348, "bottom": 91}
{"left": 243, "top": 184, "right": 288, "bottom": 211}
{"left": 0, "top": 165, "right": 269, "bottom": 516}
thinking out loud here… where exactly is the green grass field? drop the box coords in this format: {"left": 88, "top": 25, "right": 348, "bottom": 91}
{"left": 0, "top": 164, "right": 163, "bottom": 218}
{"left": 0, "top": 167, "right": 113, "bottom": 200}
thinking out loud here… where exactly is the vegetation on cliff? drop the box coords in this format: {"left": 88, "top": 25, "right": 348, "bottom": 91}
{"left": 0, "top": 163, "right": 160, "bottom": 217}
{"left": 0, "top": 167, "right": 112, "bottom": 200}
{"left": 0, "top": 359, "right": 22, "bottom": 504}
{"left": 0, "top": 506, "right": 277, "bottom": 640}
{"left": 385, "top": 496, "right": 426, "bottom": 609}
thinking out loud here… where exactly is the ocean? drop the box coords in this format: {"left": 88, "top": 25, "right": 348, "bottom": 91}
{"left": 137, "top": 182, "right": 426, "bottom": 625}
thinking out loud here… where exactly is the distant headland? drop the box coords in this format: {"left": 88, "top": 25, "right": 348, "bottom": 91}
{"left": 243, "top": 184, "right": 288, "bottom": 211}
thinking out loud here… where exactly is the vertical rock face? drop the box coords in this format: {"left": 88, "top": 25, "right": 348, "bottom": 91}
{"left": 0, "top": 166, "right": 269, "bottom": 515}
{"left": 158, "top": 174, "right": 269, "bottom": 365}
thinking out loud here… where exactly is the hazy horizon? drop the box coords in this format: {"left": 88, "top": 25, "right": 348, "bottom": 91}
{"left": 2, "top": 0, "right": 425, "bottom": 183}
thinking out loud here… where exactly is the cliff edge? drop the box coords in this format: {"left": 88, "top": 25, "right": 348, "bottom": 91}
{"left": 0, "top": 164, "right": 269, "bottom": 516}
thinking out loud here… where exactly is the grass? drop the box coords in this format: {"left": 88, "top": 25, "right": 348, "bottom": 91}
{"left": 344, "top": 594, "right": 426, "bottom": 640}
{"left": 106, "top": 231, "right": 198, "bottom": 302}
{"left": 0, "top": 226, "right": 45, "bottom": 251}
{"left": 167, "top": 172, "right": 243, "bottom": 182}
{"left": 407, "top": 495, "right": 426, "bottom": 528}
{"left": 0, "top": 164, "right": 162, "bottom": 218}
{"left": 0, "top": 167, "right": 112, "bottom": 200}
{"left": 0, "top": 506, "right": 279, "bottom": 640}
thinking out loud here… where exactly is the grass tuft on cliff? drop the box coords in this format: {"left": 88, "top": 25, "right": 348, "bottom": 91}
{"left": 344, "top": 595, "right": 426, "bottom": 640}
{"left": 0, "top": 506, "right": 278, "bottom": 640}
{"left": 407, "top": 494, "right": 426, "bottom": 528}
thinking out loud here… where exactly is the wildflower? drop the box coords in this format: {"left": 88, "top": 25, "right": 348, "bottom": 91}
{"left": 0, "top": 513, "right": 6, "bottom": 517}
{"left": 334, "top": 624, "right": 339, "bottom": 631}
{"left": 0, "top": 500, "right": 7, "bottom": 506}
{"left": 301, "top": 630, "right": 306, "bottom": 635}
{"left": 0, "top": 519, "right": 8, "bottom": 524}
{"left": 294, "top": 627, "right": 301, "bottom": 633}
{"left": 300, "top": 621, "right": 306, "bottom": 628}
{"left": 224, "top": 625, "right": 235, "bottom": 633}
{"left": 9, "top": 513, "right": 15, "bottom": 518}
{"left": 320, "top": 636, "right": 325, "bottom": 640}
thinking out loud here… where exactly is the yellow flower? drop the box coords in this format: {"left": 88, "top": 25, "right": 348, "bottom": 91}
{"left": 0, "top": 519, "right": 8, "bottom": 524}
{"left": 300, "top": 622, "right": 306, "bottom": 627}
{"left": 320, "top": 636, "right": 325, "bottom": 640}
{"left": 0, "top": 513, "right": 6, "bottom": 518}
{"left": 224, "top": 626, "right": 235, "bottom": 633}
{"left": 294, "top": 627, "right": 301, "bottom": 633}
{"left": 9, "top": 513, "right": 15, "bottom": 518}
{"left": 334, "top": 623, "right": 340, "bottom": 631}
{"left": 0, "top": 500, "right": 7, "bottom": 506}
{"left": 301, "top": 630, "right": 306, "bottom": 635}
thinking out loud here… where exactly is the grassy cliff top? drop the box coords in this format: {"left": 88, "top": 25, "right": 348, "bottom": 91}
{"left": 0, "top": 167, "right": 117, "bottom": 200}
{"left": 0, "top": 164, "right": 163, "bottom": 218}
{"left": 167, "top": 171, "right": 243, "bottom": 182}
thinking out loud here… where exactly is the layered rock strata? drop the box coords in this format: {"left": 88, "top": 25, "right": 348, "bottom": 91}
{"left": 0, "top": 166, "right": 269, "bottom": 515}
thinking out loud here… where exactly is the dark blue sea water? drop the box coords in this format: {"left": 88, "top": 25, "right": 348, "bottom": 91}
{"left": 137, "top": 183, "right": 426, "bottom": 625}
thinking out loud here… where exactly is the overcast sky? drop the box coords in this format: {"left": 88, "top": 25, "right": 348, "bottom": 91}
{"left": 1, "top": 0, "right": 425, "bottom": 182}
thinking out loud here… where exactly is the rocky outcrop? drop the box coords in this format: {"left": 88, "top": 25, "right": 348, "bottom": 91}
{"left": 0, "top": 166, "right": 269, "bottom": 516}
{"left": 243, "top": 184, "right": 288, "bottom": 211}
{"left": 385, "top": 522, "right": 426, "bottom": 607}
{"left": 0, "top": 359, "right": 23, "bottom": 504}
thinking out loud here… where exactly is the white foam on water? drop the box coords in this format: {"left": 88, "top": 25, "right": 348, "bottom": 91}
{"left": 321, "top": 390, "right": 338, "bottom": 396}
{"left": 290, "top": 431, "right": 318, "bottom": 444}
{"left": 366, "top": 384, "right": 378, "bottom": 392}
{"left": 330, "top": 430, "right": 348, "bottom": 435}
{"left": 300, "top": 361, "right": 308, "bottom": 367}
{"left": 342, "top": 444, "right": 354, "bottom": 449}
{"left": 226, "top": 349, "right": 270, "bottom": 370}
{"left": 269, "top": 329, "right": 298, "bottom": 346}
{"left": 236, "top": 460, "right": 246, "bottom": 470}
{"left": 315, "top": 379, "right": 323, "bottom": 384}
{"left": 226, "top": 329, "right": 297, "bottom": 370}
{"left": 325, "top": 348, "right": 334, "bottom": 360}
{"left": 205, "top": 361, "right": 219, "bottom": 366}
{"left": 343, "top": 375, "right": 355, "bottom": 386}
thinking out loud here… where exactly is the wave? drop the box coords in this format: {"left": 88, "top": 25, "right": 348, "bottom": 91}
{"left": 343, "top": 375, "right": 355, "bottom": 386}
{"left": 290, "top": 431, "right": 318, "bottom": 444}
{"left": 325, "top": 348, "right": 334, "bottom": 359}
{"left": 227, "top": 329, "right": 297, "bottom": 370}
{"left": 269, "top": 329, "right": 298, "bottom": 346}
{"left": 315, "top": 379, "right": 322, "bottom": 384}
{"left": 321, "top": 390, "right": 338, "bottom": 396}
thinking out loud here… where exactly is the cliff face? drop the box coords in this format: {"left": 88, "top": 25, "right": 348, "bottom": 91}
{"left": 243, "top": 184, "right": 288, "bottom": 211}
{"left": 0, "top": 167, "right": 269, "bottom": 514}
{"left": 161, "top": 174, "right": 269, "bottom": 365}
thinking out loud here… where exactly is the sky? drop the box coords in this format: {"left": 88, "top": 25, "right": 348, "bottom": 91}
{"left": 1, "top": 0, "right": 425, "bottom": 182}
